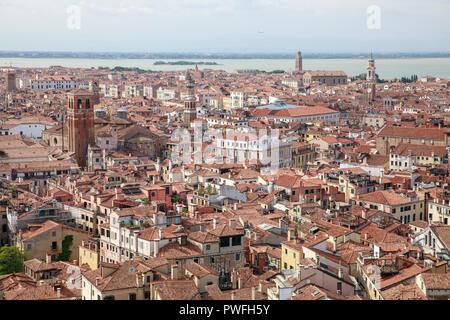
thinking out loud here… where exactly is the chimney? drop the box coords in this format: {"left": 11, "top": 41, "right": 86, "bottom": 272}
{"left": 229, "top": 219, "right": 236, "bottom": 229}
{"left": 238, "top": 277, "right": 242, "bottom": 289}
{"left": 171, "top": 264, "right": 179, "bottom": 280}
{"left": 338, "top": 267, "right": 343, "bottom": 279}
{"left": 233, "top": 202, "right": 238, "bottom": 211}
{"left": 153, "top": 241, "right": 159, "bottom": 257}
{"left": 362, "top": 208, "right": 368, "bottom": 219}
{"left": 231, "top": 291, "right": 235, "bottom": 301}
{"left": 73, "top": 260, "right": 78, "bottom": 266}
{"left": 213, "top": 218, "right": 219, "bottom": 229}
{"left": 158, "top": 228, "right": 163, "bottom": 240}
{"left": 136, "top": 273, "right": 144, "bottom": 287}
{"left": 258, "top": 280, "right": 263, "bottom": 293}
{"left": 364, "top": 232, "right": 368, "bottom": 240}
{"left": 95, "top": 277, "right": 100, "bottom": 286}
{"left": 56, "top": 287, "right": 61, "bottom": 298}
{"left": 296, "top": 264, "right": 301, "bottom": 281}
{"left": 39, "top": 280, "right": 44, "bottom": 286}
{"left": 268, "top": 181, "right": 274, "bottom": 193}
{"left": 251, "top": 286, "right": 256, "bottom": 300}
{"left": 46, "top": 253, "right": 52, "bottom": 264}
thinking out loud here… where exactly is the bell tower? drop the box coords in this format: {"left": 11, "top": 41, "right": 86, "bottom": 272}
{"left": 67, "top": 90, "right": 95, "bottom": 169}
{"left": 367, "top": 53, "right": 376, "bottom": 102}
{"left": 295, "top": 51, "right": 303, "bottom": 72}
{"left": 183, "top": 69, "right": 197, "bottom": 124}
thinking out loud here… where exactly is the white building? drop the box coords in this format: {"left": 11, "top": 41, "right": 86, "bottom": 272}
{"left": 18, "top": 77, "right": 77, "bottom": 90}
{"left": 215, "top": 127, "right": 292, "bottom": 168}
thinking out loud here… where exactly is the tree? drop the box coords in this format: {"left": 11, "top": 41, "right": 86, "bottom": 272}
{"left": 0, "top": 245, "right": 27, "bottom": 275}
{"left": 171, "top": 194, "right": 181, "bottom": 204}
{"left": 57, "top": 235, "right": 73, "bottom": 262}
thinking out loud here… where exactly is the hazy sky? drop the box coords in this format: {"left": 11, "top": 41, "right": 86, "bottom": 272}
{"left": 0, "top": 0, "right": 449, "bottom": 53}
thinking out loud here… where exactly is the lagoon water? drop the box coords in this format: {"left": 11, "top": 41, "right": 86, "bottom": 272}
{"left": 1, "top": 57, "right": 449, "bottom": 79}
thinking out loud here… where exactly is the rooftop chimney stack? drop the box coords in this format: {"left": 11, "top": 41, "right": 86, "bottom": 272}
{"left": 229, "top": 219, "right": 236, "bottom": 229}
{"left": 213, "top": 218, "right": 219, "bottom": 229}
{"left": 171, "top": 264, "right": 179, "bottom": 280}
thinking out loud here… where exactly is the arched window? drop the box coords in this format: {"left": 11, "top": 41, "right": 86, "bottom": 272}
{"left": 54, "top": 138, "right": 58, "bottom": 145}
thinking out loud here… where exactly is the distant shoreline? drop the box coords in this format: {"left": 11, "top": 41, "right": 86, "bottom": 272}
{"left": 153, "top": 60, "right": 220, "bottom": 65}
{"left": 0, "top": 52, "right": 449, "bottom": 60}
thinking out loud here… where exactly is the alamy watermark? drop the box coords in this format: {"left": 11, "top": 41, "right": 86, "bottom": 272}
{"left": 366, "top": 5, "right": 381, "bottom": 30}
{"left": 67, "top": 5, "right": 81, "bottom": 30}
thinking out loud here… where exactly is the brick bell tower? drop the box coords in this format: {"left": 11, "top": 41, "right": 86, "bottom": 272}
{"left": 183, "top": 69, "right": 197, "bottom": 124}
{"left": 67, "top": 90, "right": 95, "bottom": 169}
{"left": 367, "top": 53, "right": 376, "bottom": 103}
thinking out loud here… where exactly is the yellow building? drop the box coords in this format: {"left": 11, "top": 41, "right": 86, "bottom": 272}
{"left": 75, "top": 208, "right": 107, "bottom": 235}
{"left": 79, "top": 238, "right": 100, "bottom": 270}
{"left": 281, "top": 240, "right": 303, "bottom": 270}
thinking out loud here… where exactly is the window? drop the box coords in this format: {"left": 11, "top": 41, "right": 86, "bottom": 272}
{"left": 205, "top": 244, "right": 211, "bottom": 251}
{"left": 144, "top": 291, "right": 150, "bottom": 299}
{"left": 51, "top": 242, "right": 57, "bottom": 250}
{"left": 129, "top": 293, "right": 136, "bottom": 300}
{"left": 337, "top": 282, "right": 342, "bottom": 292}
{"left": 231, "top": 236, "right": 241, "bottom": 246}
{"left": 220, "top": 237, "right": 230, "bottom": 247}
{"left": 235, "top": 253, "right": 240, "bottom": 261}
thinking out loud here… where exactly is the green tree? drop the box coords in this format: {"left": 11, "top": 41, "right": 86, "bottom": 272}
{"left": 171, "top": 194, "right": 181, "bottom": 204}
{"left": 0, "top": 245, "right": 27, "bottom": 275}
{"left": 57, "top": 235, "right": 73, "bottom": 262}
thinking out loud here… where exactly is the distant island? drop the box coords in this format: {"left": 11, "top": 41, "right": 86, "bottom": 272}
{"left": 153, "top": 60, "right": 220, "bottom": 65}
{"left": 97, "top": 66, "right": 154, "bottom": 73}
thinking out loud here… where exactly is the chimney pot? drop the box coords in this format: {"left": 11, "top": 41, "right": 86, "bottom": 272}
{"left": 171, "top": 264, "right": 179, "bottom": 280}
